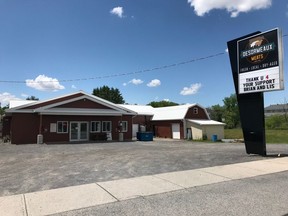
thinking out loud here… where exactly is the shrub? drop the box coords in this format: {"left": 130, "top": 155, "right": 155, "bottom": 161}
{"left": 265, "top": 115, "right": 288, "bottom": 130}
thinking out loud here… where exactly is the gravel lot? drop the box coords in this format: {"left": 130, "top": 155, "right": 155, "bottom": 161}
{"left": 0, "top": 139, "right": 287, "bottom": 197}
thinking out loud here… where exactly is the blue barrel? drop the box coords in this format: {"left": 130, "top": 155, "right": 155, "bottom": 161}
{"left": 211, "top": 135, "right": 218, "bottom": 142}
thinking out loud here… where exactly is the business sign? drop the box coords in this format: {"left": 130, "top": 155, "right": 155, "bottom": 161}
{"left": 237, "top": 28, "right": 284, "bottom": 94}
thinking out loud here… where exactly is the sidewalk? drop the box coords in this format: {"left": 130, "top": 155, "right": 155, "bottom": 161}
{"left": 1, "top": 157, "right": 288, "bottom": 216}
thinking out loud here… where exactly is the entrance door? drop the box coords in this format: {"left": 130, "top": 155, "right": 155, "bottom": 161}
{"left": 172, "top": 123, "right": 180, "bottom": 139}
{"left": 132, "top": 124, "right": 139, "bottom": 138}
{"left": 70, "top": 122, "right": 88, "bottom": 141}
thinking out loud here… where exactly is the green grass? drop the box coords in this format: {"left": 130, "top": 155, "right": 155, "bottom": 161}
{"left": 265, "top": 130, "right": 288, "bottom": 143}
{"left": 225, "top": 129, "right": 288, "bottom": 143}
{"left": 224, "top": 129, "right": 243, "bottom": 139}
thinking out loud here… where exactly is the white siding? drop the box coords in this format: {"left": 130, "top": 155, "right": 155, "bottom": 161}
{"left": 191, "top": 125, "right": 203, "bottom": 140}
{"left": 186, "top": 120, "right": 225, "bottom": 141}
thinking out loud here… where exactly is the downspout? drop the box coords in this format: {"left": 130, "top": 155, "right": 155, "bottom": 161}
{"left": 39, "top": 113, "right": 42, "bottom": 135}
{"left": 37, "top": 110, "right": 43, "bottom": 144}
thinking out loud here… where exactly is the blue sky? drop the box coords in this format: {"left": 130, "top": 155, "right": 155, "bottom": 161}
{"left": 0, "top": 0, "right": 287, "bottom": 107}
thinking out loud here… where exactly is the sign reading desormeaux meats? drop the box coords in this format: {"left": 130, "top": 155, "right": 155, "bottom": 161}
{"left": 237, "top": 28, "right": 284, "bottom": 94}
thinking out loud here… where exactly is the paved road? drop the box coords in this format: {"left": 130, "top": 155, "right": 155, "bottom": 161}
{"left": 1, "top": 140, "right": 288, "bottom": 215}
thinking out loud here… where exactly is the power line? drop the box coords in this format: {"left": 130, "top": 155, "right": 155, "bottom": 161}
{"left": 0, "top": 32, "right": 287, "bottom": 85}
{"left": 0, "top": 52, "right": 225, "bottom": 84}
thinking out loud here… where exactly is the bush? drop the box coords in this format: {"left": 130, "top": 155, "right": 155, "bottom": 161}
{"left": 265, "top": 115, "right": 288, "bottom": 130}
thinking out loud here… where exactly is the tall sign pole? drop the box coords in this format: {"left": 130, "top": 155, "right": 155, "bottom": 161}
{"left": 227, "top": 28, "right": 284, "bottom": 156}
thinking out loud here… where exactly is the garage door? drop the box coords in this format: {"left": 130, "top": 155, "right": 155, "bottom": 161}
{"left": 172, "top": 123, "right": 180, "bottom": 139}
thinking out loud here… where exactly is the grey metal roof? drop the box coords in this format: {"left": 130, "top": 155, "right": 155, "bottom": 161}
{"left": 265, "top": 104, "right": 288, "bottom": 111}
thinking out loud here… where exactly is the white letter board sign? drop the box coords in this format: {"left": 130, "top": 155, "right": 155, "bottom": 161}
{"left": 237, "top": 28, "right": 284, "bottom": 94}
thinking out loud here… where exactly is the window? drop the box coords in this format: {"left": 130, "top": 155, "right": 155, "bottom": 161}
{"left": 193, "top": 107, "right": 198, "bottom": 114}
{"left": 57, "top": 121, "right": 68, "bottom": 133}
{"left": 102, "top": 121, "right": 112, "bottom": 132}
{"left": 91, "top": 121, "right": 101, "bottom": 133}
{"left": 119, "top": 121, "right": 128, "bottom": 132}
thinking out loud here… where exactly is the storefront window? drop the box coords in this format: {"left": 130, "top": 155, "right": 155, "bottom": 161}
{"left": 57, "top": 121, "right": 68, "bottom": 133}
{"left": 91, "top": 121, "right": 101, "bottom": 132}
{"left": 102, "top": 121, "right": 111, "bottom": 132}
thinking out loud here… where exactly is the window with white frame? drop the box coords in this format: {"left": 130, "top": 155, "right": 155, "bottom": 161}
{"left": 57, "top": 121, "right": 68, "bottom": 133}
{"left": 102, "top": 121, "right": 112, "bottom": 132}
{"left": 119, "top": 121, "right": 128, "bottom": 132}
{"left": 193, "top": 107, "right": 198, "bottom": 114}
{"left": 90, "top": 121, "right": 101, "bottom": 133}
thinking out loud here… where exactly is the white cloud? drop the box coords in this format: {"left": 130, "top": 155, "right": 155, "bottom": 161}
{"left": 180, "top": 83, "right": 202, "bottom": 95}
{"left": 123, "top": 78, "right": 144, "bottom": 86}
{"left": 187, "top": 0, "right": 272, "bottom": 17}
{"left": 110, "top": 6, "right": 124, "bottom": 18}
{"left": 0, "top": 92, "right": 20, "bottom": 106}
{"left": 163, "top": 99, "right": 170, "bottom": 102}
{"left": 129, "top": 79, "right": 143, "bottom": 85}
{"left": 71, "top": 85, "right": 77, "bottom": 89}
{"left": 147, "top": 79, "right": 161, "bottom": 87}
{"left": 26, "top": 75, "right": 65, "bottom": 91}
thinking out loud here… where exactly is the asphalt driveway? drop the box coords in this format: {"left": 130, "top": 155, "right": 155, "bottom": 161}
{"left": 0, "top": 139, "right": 287, "bottom": 197}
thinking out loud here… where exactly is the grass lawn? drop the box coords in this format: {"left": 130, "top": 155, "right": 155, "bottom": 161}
{"left": 224, "top": 129, "right": 243, "bottom": 139}
{"left": 225, "top": 129, "right": 288, "bottom": 144}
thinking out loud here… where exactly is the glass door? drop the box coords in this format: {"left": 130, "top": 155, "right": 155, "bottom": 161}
{"left": 80, "top": 122, "right": 88, "bottom": 140}
{"left": 70, "top": 122, "right": 79, "bottom": 141}
{"left": 70, "top": 122, "right": 88, "bottom": 141}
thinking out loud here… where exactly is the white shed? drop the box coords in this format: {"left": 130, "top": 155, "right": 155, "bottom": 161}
{"left": 186, "top": 119, "right": 225, "bottom": 141}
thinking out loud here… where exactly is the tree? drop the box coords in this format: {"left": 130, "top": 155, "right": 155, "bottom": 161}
{"left": 26, "top": 96, "right": 39, "bottom": 100}
{"left": 223, "top": 94, "right": 240, "bottom": 129}
{"left": 208, "top": 104, "right": 224, "bottom": 122}
{"left": 148, "top": 101, "right": 179, "bottom": 108}
{"left": 0, "top": 104, "right": 9, "bottom": 119}
{"left": 92, "top": 85, "right": 125, "bottom": 104}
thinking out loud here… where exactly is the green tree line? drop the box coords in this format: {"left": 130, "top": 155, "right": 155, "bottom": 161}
{"left": 209, "top": 94, "right": 288, "bottom": 130}
{"left": 208, "top": 94, "right": 240, "bottom": 129}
